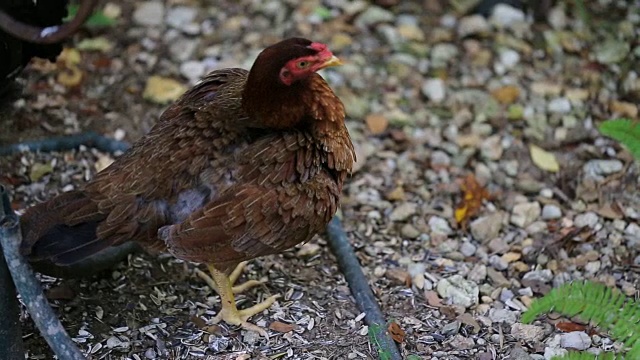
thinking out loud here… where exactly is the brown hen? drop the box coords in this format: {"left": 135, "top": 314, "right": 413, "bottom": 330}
{"left": 20, "top": 37, "right": 355, "bottom": 335}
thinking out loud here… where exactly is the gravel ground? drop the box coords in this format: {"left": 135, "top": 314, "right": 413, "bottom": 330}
{"left": 1, "top": 0, "right": 640, "bottom": 359}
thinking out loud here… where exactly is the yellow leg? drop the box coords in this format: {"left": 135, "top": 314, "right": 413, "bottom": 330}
{"left": 195, "top": 261, "right": 265, "bottom": 294}
{"left": 198, "top": 263, "right": 279, "bottom": 336}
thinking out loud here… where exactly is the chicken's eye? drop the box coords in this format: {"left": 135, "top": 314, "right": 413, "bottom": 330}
{"left": 297, "top": 61, "right": 310, "bottom": 68}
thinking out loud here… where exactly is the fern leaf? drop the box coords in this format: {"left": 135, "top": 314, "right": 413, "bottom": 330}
{"left": 522, "top": 281, "right": 640, "bottom": 357}
{"left": 598, "top": 118, "right": 640, "bottom": 160}
{"left": 551, "top": 351, "right": 619, "bottom": 360}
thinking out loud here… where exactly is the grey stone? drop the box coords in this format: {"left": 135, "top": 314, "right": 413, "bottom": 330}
{"left": 134, "top": 1, "right": 165, "bottom": 26}
{"left": 541, "top": 204, "right": 562, "bottom": 220}
{"left": 436, "top": 275, "right": 479, "bottom": 308}
{"left": 560, "top": 332, "right": 591, "bottom": 350}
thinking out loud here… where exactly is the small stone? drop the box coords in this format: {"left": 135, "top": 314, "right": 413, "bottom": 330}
{"left": 574, "top": 212, "right": 599, "bottom": 228}
{"left": 436, "top": 275, "right": 479, "bottom": 308}
{"left": 144, "top": 348, "right": 157, "bottom": 359}
{"left": 541, "top": 204, "right": 562, "bottom": 220}
{"left": 401, "top": 223, "right": 421, "bottom": 239}
{"left": 585, "top": 261, "right": 601, "bottom": 273}
{"left": 460, "top": 242, "right": 477, "bottom": 257}
{"left": 509, "top": 346, "right": 533, "bottom": 360}
{"left": 490, "top": 4, "right": 526, "bottom": 28}
{"left": 510, "top": 202, "right": 541, "bottom": 228}
{"left": 583, "top": 159, "right": 624, "bottom": 180}
{"left": 560, "top": 332, "right": 591, "bottom": 350}
{"left": 170, "top": 37, "right": 199, "bottom": 61}
{"left": 531, "top": 82, "right": 562, "bottom": 96}
{"left": 422, "top": 78, "right": 446, "bottom": 103}
{"left": 134, "top": 1, "right": 165, "bottom": 26}
{"left": 165, "top": 6, "right": 198, "bottom": 31}
{"left": 547, "top": 98, "right": 572, "bottom": 114}
{"left": 296, "top": 243, "right": 321, "bottom": 257}
{"left": 470, "top": 213, "right": 503, "bottom": 242}
{"left": 499, "top": 49, "right": 520, "bottom": 69}
{"left": 429, "top": 216, "right": 452, "bottom": 235}
{"left": 594, "top": 39, "right": 631, "bottom": 64}
{"left": 489, "top": 255, "right": 508, "bottom": 271}
{"left": 354, "top": 6, "right": 394, "bottom": 28}
{"left": 441, "top": 320, "right": 461, "bottom": 336}
{"left": 488, "top": 309, "right": 517, "bottom": 325}
{"left": 511, "top": 323, "right": 545, "bottom": 342}
{"left": 389, "top": 202, "right": 417, "bottom": 221}
{"left": 431, "top": 43, "right": 459, "bottom": 67}
{"left": 480, "top": 135, "right": 503, "bottom": 160}
{"left": 468, "top": 264, "right": 487, "bottom": 282}
{"left": 548, "top": 6, "right": 567, "bottom": 29}
{"left": 450, "top": 334, "right": 474, "bottom": 350}
{"left": 522, "top": 269, "right": 553, "bottom": 283}
{"left": 457, "top": 15, "right": 490, "bottom": 38}
{"left": 180, "top": 60, "right": 206, "bottom": 81}
{"left": 431, "top": 150, "right": 451, "bottom": 168}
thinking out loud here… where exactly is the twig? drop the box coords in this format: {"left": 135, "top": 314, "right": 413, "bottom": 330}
{"left": 0, "top": 185, "right": 86, "bottom": 360}
{"left": 0, "top": 187, "right": 24, "bottom": 360}
{"left": 0, "top": 131, "right": 130, "bottom": 156}
{"left": 326, "top": 216, "right": 402, "bottom": 360}
{"left": 0, "top": 0, "right": 99, "bottom": 44}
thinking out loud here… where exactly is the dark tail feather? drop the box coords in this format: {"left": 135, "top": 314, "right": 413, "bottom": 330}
{"left": 20, "top": 191, "right": 116, "bottom": 268}
{"left": 28, "top": 221, "right": 113, "bottom": 266}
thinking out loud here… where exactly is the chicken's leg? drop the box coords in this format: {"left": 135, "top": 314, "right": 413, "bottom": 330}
{"left": 198, "top": 263, "right": 279, "bottom": 336}
{"left": 195, "top": 261, "right": 264, "bottom": 294}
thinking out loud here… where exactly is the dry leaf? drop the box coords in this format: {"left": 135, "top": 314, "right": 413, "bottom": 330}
{"left": 491, "top": 85, "right": 520, "bottom": 105}
{"left": 457, "top": 313, "right": 481, "bottom": 333}
{"left": 57, "top": 65, "right": 84, "bottom": 87}
{"left": 46, "top": 284, "right": 75, "bottom": 300}
{"left": 29, "top": 162, "right": 53, "bottom": 181}
{"left": 365, "top": 114, "right": 389, "bottom": 135}
{"left": 58, "top": 47, "right": 82, "bottom": 65}
{"left": 143, "top": 76, "right": 187, "bottom": 104}
{"left": 77, "top": 37, "right": 114, "bottom": 52}
{"left": 386, "top": 267, "right": 411, "bottom": 286}
{"left": 424, "top": 290, "right": 443, "bottom": 307}
{"left": 189, "top": 315, "right": 206, "bottom": 328}
{"left": 455, "top": 174, "right": 490, "bottom": 229}
{"left": 388, "top": 322, "right": 405, "bottom": 343}
{"left": 386, "top": 186, "right": 406, "bottom": 201}
{"left": 609, "top": 100, "right": 638, "bottom": 118}
{"left": 269, "top": 321, "right": 297, "bottom": 333}
{"left": 529, "top": 144, "right": 559, "bottom": 172}
{"left": 555, "top": 321, "right": 587, "bottom": 333}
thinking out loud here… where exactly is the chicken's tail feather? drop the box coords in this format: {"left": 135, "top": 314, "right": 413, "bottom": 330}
{"left": 20, "top": 190, "right": 114, "bottom": 266}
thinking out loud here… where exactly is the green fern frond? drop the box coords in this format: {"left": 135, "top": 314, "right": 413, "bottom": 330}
{"left": 551, "top": 352, "right": 620, "bottom": 360}
{"left": 522, "top": 281, "right": 640, "bottom": 357}
{"left": 598, "top": 118, "right": 640, "bottom": 160}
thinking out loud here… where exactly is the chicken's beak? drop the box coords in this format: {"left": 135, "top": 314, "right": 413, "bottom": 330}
{"left": 317, "top": 55, "right": 343, "bottom": 70}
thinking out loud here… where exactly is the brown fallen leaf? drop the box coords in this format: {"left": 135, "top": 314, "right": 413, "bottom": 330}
{"left": 455, "top": 174, "right": 490, "bottom": 230}
{"left": 46, "top": 284, "right": 76, "bottom": 300}
{"left": 424, "top": 290, "right": 443, "bottom": 307}
{"left": 491, "top": 85, "right": 520, "bottom": 105}
{"left": 555, "top": 321, "right": 587, "bottom": 333}
{"left": 388, "top": 322, "right": 405, "bottom": 343}
{"left": 386, "top": 267, "right": 411, "bottom": 287}
{"left": 365, "top": 114, "right": 389, "bottom": 135}
{"left": 269, "top": 321, "right": 297, "bottom": 333}
{"left": 457, "top": 313, "right": 481, "bottom": 333}
{"left": 189, "top": 315, "right": 207, "bottom": 329}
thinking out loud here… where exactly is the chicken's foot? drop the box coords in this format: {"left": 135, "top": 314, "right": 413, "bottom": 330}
{"left": 199, "top": 263, "right": 279, "bottom": 336}
{"left": 195, "top": 261, "right": 264, "bottom": 294}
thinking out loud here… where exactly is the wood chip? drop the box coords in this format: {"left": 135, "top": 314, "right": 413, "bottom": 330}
{"left": 269, "top": 321, "right": 297, "bottom": 333}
